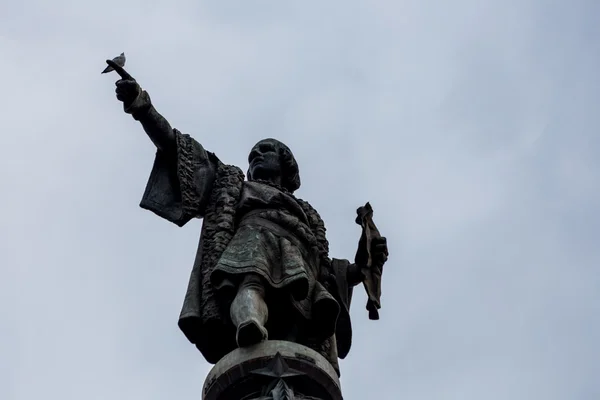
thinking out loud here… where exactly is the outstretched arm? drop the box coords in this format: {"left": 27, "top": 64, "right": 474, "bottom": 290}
{"left": 130, "top": 99, "right": 176, "bottom": 154}
{"left": 106, "top": 59, "right": 176, "bottom": 154}
{"left": 105, "top": 60, "right": 219, "bottom": 226}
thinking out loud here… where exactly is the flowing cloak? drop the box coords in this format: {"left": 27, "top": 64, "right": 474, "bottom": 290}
{"left": 138, "top": 130, "right": 354, "bottom": 371}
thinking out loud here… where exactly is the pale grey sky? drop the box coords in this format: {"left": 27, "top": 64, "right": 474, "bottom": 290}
{"left": 1, "top": 1, "right": 599, "bottom": 399}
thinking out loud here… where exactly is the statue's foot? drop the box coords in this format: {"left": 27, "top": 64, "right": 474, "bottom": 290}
{"left": 236, "top": 318, "right": 268, "bottom": 347}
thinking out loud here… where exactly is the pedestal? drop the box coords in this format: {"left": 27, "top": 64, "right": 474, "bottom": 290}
{"left": 202, "top": 340, "right": 343, "bottom": 400}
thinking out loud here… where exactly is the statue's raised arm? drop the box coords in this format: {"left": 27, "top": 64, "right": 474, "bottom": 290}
{"left": 106, "top": 59, "right": 219, "bottom": 226}
{"left": 106, "top": 59, "right": 176, "bottom": 154}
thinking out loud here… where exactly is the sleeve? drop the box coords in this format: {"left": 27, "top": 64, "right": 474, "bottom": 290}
{"left": 330, "top": 258, "right": 354, "bottom": 359}
{"left": 139, "top": 129, "right": 219, "bottom": 227}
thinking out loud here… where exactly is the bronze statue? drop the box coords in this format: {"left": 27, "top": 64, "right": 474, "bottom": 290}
{"left": 105, "top": 59, "right": 389, "bottom": 377}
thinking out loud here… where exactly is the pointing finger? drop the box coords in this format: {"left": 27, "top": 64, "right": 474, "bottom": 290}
{"left": 106, "top": 60, "right": 134, "bottom": 80}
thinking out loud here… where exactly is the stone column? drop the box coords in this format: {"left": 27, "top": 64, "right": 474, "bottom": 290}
{"left": 202, "top": 340, "right": 343, "bottom": 400}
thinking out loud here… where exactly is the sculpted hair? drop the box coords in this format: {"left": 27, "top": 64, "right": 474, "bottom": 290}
{"left": 277, "top": 142, "right": 301, "bottom": 193}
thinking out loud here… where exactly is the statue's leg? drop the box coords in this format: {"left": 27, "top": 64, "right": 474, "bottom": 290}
{"left": 230, "top": 273, "right": 269, "bottom": 347}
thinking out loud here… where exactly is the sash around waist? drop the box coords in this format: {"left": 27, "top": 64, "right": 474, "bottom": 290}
{"left": 238, "top": 209, "right": 314, "bottom": 251}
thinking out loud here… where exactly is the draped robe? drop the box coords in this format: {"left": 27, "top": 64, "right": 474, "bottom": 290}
{"left": 138, "top": 130, "right": 354, "bottom": 375}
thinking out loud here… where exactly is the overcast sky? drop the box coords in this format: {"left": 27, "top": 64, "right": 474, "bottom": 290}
{"left": 1, "top": 1, "right": 599, "bottom": 399}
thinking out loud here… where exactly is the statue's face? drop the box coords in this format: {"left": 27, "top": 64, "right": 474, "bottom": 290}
{"left": 248, "top": 139, "right": 282, "bottom": 182}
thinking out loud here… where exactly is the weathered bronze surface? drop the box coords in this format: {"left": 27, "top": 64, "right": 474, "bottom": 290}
{"left": 105, "top": 59, "right": 389, "bottom": 398}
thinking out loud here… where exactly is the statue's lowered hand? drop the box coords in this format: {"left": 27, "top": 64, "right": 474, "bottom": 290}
{"left": 355, "top": 202, "right": 386, "bottom": 320}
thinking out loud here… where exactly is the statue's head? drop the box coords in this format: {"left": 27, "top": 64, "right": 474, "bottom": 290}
{"left": 247, "top": 138, "right": 301, "bottom": 193}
